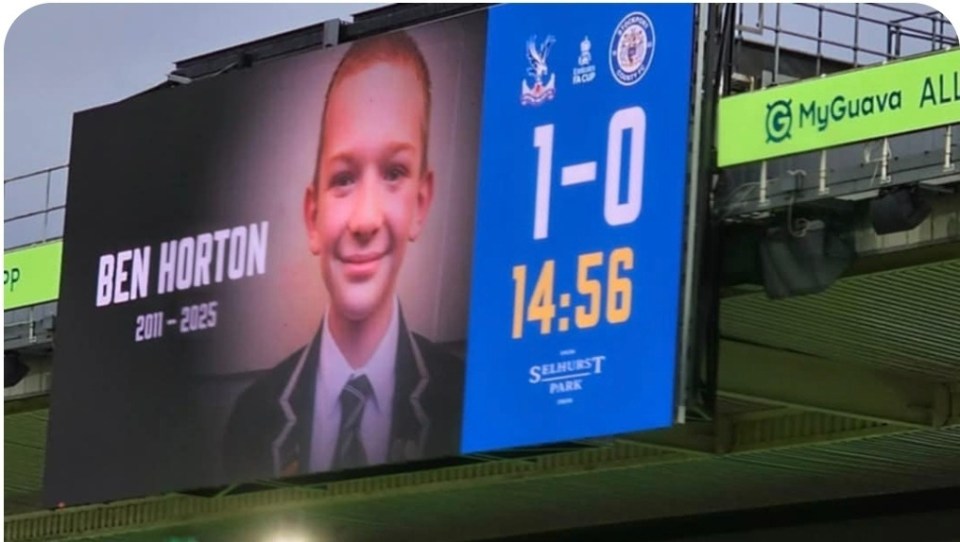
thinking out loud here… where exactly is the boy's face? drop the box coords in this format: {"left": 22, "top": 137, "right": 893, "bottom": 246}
{"left": 305, "top": 60, "right": 433, "bottom": 324}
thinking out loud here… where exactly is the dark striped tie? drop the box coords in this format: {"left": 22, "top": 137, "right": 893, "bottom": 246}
{"left": 332, "top": 374, "right": 373, "bottom": 470}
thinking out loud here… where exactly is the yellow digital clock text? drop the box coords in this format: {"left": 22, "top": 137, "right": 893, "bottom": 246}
{"left": 511, "top": 247, "right": 634, "bottom": 339}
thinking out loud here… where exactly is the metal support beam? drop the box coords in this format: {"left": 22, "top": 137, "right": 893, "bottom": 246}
{"left": 4, "top": 407, "right": 923, "bottom": 542}
{"left": 620, "top": 422, "right": 717, "bottom": 456}
{"left": 3, "top": 444, "right": 692, "bottom": 542}
{"left": 718, "top": 339, "right": 941, "bottom": 427}
{"left": 945, "top": 126, "right": 954, "bottom": 171}
{"left": 880, "top": 137, "right": 892, "bottom": 184}
{"left": 624, "top": 408, "right": 910, "bottom": 457}
{"left": 725, "top": 410, "right": 904, "bottom": 453}
{"left": 933, "top": 382, "right": 960, "bottom": 427}
{"left": 321, "top": 18, "right": 341, "bottom": 48}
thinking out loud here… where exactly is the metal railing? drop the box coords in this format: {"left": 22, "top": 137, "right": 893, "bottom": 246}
{"left": 718, "top": 4, "right": 959, "bottom": 216}
{"left": 4, "top": 166, "right": 66, "bottom": 356}
{"left": 735, "top": 3, "right": 957, "bottom": 84}
{"left": 4, "top": 302, "right": 56, "bottom": 348}
{"left": 4, "top": 165, "right": 69, "bottom": 251}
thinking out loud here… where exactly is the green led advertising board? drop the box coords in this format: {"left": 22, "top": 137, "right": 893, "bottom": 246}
{"left": 4, "top": 241, "right": 63, "bottom": 310}
{"left": 717, "top": 48, "right": 960, "bottom": 167}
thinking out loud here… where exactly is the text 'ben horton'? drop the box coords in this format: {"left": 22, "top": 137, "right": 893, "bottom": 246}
{"left": 95, "top": 222, "right": 269, "bottom": 307}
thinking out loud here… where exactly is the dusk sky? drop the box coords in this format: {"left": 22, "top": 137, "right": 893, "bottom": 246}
{"left": 3, "top": 2, "right": 957, "bottom": 181}
{"left": 4, "top": 3, "right": 381, "bottom": 179}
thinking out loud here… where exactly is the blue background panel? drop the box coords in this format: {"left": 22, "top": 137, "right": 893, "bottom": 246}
{"left": 462, "top": 3, "right": 696, "bottom": 453}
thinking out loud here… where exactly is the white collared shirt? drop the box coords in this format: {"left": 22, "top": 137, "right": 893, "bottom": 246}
{"left": 310, "top": 299, "right": 399, "bottom": 472}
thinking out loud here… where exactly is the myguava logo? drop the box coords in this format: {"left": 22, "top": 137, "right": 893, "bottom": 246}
{"left": 765, "top": 98, "right": 793, "bottom": 143}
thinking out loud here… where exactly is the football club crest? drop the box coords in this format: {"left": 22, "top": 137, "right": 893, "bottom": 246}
{"left": 521, "top": 35, "right": 557, "bottom": 106}
{"left": 572, "top": 36, "right": 596, "bottom": 85}
{"left": 609, "top": 12, "right": 655, "bottom": 86}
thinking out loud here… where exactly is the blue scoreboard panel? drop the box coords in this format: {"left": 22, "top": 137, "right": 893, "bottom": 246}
{"left": 463, "top": 4, "right": 696, "bottom": 452}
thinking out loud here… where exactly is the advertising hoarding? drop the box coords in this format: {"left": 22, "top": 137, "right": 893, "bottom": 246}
{"left": 4, "top": 241, "right": 63, "bottom": 310}
{"left": 45, "top": 4, "right": 696, "bottom": 506}
{"left": 717, "top": 48, "right": 960, "bottom": 167}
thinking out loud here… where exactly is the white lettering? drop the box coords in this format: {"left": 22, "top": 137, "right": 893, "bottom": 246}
{"left": 157, "top": 241, "right": 177, "bottom": 295}
{"left": 194, "top": 234, "right": 212, "bottom": 287}
{"left": 176, "top": 237, "right": 195, "bottom": 290}
{"left": 213, "top": 229, "right": 230, "bottom": 283}
{"left": 96, "top": 221, "right": 270, "bottom": 306}
{"left": 96, "top": 255, "right": 115, "bottom": 307}
{"left": 549, "top": 379, "right": 583, "bottom": 394}
{"left": 131, "top": 247, "right": 150, "bottom": 300}
{"left": 227, "top": 227, "right": 247, "bottom": 280}
{"left": 246, "top": 221, "right": 268, "bottom": 276}
{"left": 114, "top": 250, "right": 132, "bottom": 304}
